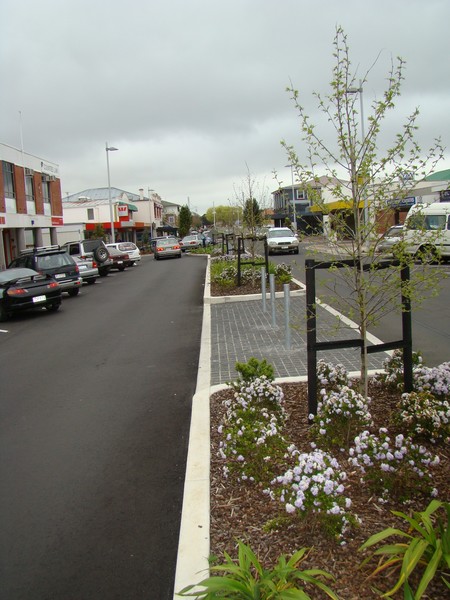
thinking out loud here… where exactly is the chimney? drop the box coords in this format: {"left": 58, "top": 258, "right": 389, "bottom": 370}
{"left": 139, "top": 188, "right": 144, "bottom": 200}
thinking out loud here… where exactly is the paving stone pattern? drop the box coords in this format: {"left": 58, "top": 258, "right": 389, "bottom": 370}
{"left": 211, "top": 293, "right": 387, "bottom": 385}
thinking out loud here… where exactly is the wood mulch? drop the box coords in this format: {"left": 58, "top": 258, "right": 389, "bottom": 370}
{"left": 209, "top": 381, "right": 450, "bottom": 600}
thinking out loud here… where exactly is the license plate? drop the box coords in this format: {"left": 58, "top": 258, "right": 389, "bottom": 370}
{"left": 78, "top": 265, "right": 87, "bottom": 270}
{"left": 281, "top": 246, "right": 289, "bottom": 250}
{"left": 33, "top": 295, "right": 46, "bottom": 303}
{"left": 117, "top": 261, "right": 123, "bottom": 264}
{"left": 55, "top": 273, "right": 66, "bottom": 279}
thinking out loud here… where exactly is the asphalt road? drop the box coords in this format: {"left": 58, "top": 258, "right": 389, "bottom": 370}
{"left": 271, "top": 246, "right": 450, "bottom": 367}
{"left": 0, "top": 254, "right": 206, "bottom": 600}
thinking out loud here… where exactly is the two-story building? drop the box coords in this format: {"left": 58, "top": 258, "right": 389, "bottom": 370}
{"left": 0, "top": 142, "right": 63, "bottom": 269}
{"left": 60, "top": 187, "right": 164, "bottom": 244}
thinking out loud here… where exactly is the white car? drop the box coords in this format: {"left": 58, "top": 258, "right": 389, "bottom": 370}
{"left": 266, "top": 227, "right": 299, "bottom": 255}
{"left": 106, "top": 242, "right": 141, "bottom": 265}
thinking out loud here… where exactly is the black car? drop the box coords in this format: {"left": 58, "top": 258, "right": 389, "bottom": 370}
{"left": 8, "top": 246, "right": 83, "bottom": 296}
{"left": 0, "top": 268, "right": 62, "bottom": 321}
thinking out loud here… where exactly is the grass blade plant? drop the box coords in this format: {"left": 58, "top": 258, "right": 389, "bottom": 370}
{"left": 177, "top": 540, "right": 340, "bottom": 599}
{"left": 359, "top": 500, "right": 450, "bottom": 598}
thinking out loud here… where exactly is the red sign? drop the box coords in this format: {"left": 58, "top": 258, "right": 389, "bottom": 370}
{"left": 51, "top": 216, "right": 64, "bottom": 226}
{"left": 118, "top": 205, "right": 129, "bottom": 217}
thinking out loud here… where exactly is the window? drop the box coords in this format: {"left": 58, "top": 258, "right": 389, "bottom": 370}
{"left": 42, "top": 178, "right": 50, "bottom": 203}
{"left": 2, "top": 161, "right": 15, "bottom": 198}
{"left": 87, "top": 208, "right": 94, "bottom": 220}
{"left": 25, "top": 172, "right": 35, "bottom": 203}
{"left": 296, "top": 189, "right": 307, "bottom": 200}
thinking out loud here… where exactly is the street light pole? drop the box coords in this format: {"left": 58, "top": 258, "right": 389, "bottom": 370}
{"left": 346, "top": 81, "right": 368, "bottom": 229}
{"left": 285, "top": 164, "right": 297, "bottom": 232}
{"left": 106, "top": 142, "right": 118, "bottom": 243}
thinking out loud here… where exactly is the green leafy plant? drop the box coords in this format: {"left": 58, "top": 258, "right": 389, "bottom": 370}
{"left": 359, "top": 499, "right": 450, "bottom": 599}
{"left": 394, "top": 391, "right": 450, "bottom": 444}
{"left": 348, "top": 429, "right": 440, "bottom": 502}
{"left": 235, "top": 357, "right": 275, "bottom": 382}
{"left": 219, "top": 376, "right": 287, "bottom": 485}
{"left": 177, "top": 539, "right": 340, "bottom": 599}
{"left": 310, "top": 385, "right": 373, "bottom": 451}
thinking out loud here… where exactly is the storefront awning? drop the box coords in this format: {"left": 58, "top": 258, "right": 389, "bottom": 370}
{"left": 118, "top": 201, "right": 138, "bottom": 211}
{"left": 310, "top": 199, "right": 367, "bottom": 213}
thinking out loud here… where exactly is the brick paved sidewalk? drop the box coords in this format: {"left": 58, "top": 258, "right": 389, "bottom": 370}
{"left": 210, "top": 291, "right": 387, "bottom": 385}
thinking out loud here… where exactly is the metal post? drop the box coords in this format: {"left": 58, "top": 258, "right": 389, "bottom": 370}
{"left": 261, "top": 267, "right": 267, "bottom": 312}
{"left": 269, "top": 273, "right": 276, "bottom": 327}
{"left": 401, "top": 265, "right": 413, "bottom": 392}
{"left": 306, "top": 260, "right": 318, "bottom": 419}
{"left": 284, "top": 283, "right": 291, "bottom": 350}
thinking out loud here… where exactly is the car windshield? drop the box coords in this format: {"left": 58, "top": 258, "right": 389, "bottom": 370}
{"left": 182, "top": 236, "right": 197, "bottom": 242}
{"left": 36, "top": 253, "right": 73, "bottom": 268}
{"left": 158, "top": 238, "right": 177, "bottom": 246}
{"left": 117, "top": 243, "right": 136, "bottom": 251}
{"left": 81, "top": 240, "right": 103, "bottom": 252}
{"left": 268, "top": 229, "right": 294, "bottom": 238}
{"left": 385, "top": 227, "right": 402, "bottom": 238}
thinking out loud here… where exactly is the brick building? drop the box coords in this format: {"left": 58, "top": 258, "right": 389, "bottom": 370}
{"left": 0, "top": 142, "right": 63, "bottom": 269}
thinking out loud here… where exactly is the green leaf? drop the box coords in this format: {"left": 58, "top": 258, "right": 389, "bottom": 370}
{"left": 415, "top": 541, "right": 442, "bottom": 599}
{"left": 359, "top": 528, "right": 410, "bottom": 551}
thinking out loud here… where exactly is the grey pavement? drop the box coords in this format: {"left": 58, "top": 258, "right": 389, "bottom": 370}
{"left": 174, "top": 255, "right": 389, "bottom": 597}
{"left": 210, "top": 290, "right": 387, "bottom": 385}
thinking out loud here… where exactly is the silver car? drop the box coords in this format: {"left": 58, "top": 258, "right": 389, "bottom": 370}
{"left": 377, "top": 226, "right": 404, "bottom": 255}
{"left": 153, "top": 237, "right": 182, "bottom": 260}
{"left": 73, "top": 255, "right": 99, "bottom": 285}
{"left": 107, "top": 242, "right": 141, "bottom": 265}
{"left": 266, "top": 227, "right": 299, "bottom": 255}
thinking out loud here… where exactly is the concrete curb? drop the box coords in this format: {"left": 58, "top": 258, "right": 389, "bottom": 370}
{"left": 173, "top": 256, "right": 387, "bottom": 597}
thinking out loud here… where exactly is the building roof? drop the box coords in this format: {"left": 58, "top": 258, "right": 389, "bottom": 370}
{"left": 63, "top": 187, "right": 144, "bottom": 203}
{"left": 425, "top": 169, "right": 450, "bottom": 181}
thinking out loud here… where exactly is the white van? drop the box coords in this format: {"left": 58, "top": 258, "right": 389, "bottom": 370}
{"left": 403, "top": 202, "right": 450, "bottom": 260}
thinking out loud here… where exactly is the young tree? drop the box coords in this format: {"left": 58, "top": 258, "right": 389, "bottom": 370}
{"left": 179, "top": 205, "right": 192, "bottom": 238}
{"left": 281, "top": 26, "right": 444, "bottom": 396}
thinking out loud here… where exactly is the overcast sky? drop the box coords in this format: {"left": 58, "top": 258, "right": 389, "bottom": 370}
{"left": 1, "top": 0, "right": 449, "bottom": 214}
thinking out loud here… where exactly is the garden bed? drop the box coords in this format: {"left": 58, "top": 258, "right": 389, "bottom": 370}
{"left": 209, "top": 380, "right": 449, "bottom": 599}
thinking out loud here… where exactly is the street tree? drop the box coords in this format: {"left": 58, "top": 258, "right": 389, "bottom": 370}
{"left": 281, "top": 26, "right": 444, "bottom": 396}
{"left": 179, "top": 205, "right": 192, "bottom": 238}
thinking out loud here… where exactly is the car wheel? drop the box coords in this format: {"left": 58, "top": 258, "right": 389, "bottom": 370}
{"left": 94, "top": 246, "right": 109, "bottom": 263}
{"left": 98, "top": 267, "right": 109, "bottom": 276}
{"left": 45, "top": 303, "right": 60, "bottom": 312}
{"left": 0, "top": 303, "right": 9, "bottom": 322}
{"left": 295, "top": 247, "right": 299, "bottom": 254}
{"left": 118, "top": 265, "right": 126, "bottom": 271}
{"left": 87, "top": 279, "right": 96, "bottom": 285}
{"left": 415, "top": 245, "right": 440, "bottom": 264}
{"left": 68, "top": 288, "right": 80, "bottom": 297}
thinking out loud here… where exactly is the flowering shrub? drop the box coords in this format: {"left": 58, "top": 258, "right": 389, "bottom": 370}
{"left": 310, "top": 386, "right": 373, "bottom": 451}
{"left": 348, "top": 428, "right": 440, "bottom": 501}
{"left": 394, "top": 391, "right": 450, "bottom": 444}
{"left": 413, "top": 362, "right": 450, "bottom": 398}
{"left": 266, "top": 448, "right": 352, "bottom": 538}
{"left": 372, "top": 349, "right": 424, "bottom": 390}
{"left": 316, "top": 359, "right": 350, "bottom": 391}
{"left": 218, "top": 376, "right": 288, "bottom": 484}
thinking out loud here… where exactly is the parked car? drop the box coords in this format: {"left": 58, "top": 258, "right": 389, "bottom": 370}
{"left": 0, "top": 268, "right": 62, "bottom": 321}
{"left": 8, "top": 246, "right": 83, "bottom": 296}
{"left": 377, "top": 225, "right": 404, "bottom": 255}
{"left": 61, "top": 239, "right": 112, "bottom": 277}
{"left": 107, "top": 242, "right": 141, "bottom": 265}
{"left": 153, "top": 237, "right": 182, "bottom": 260}
{"left": 73, "top": 255, "right": 99, "bottom": 285}
{"left": 180, "top": 234, "right": 202, "bottom": 252}
{"left": 266, "top": 227, "right": 299, "bottom": 255}
{"left": 403, "top": 202, "right": 450, "bottom": 262}
{"left": 107, "top": 247, "right": 130, "bottom": 271}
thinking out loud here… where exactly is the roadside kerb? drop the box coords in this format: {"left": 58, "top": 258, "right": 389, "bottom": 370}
{"left": 173, "top": 256, "right": 387, "bottom": 598}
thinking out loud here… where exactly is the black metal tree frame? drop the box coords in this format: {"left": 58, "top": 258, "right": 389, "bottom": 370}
{"left": 306, "top": 258, "right": 414, "bottom": 418}
{"left": 236, "top": 236, "right": 269, "bottom": 286}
